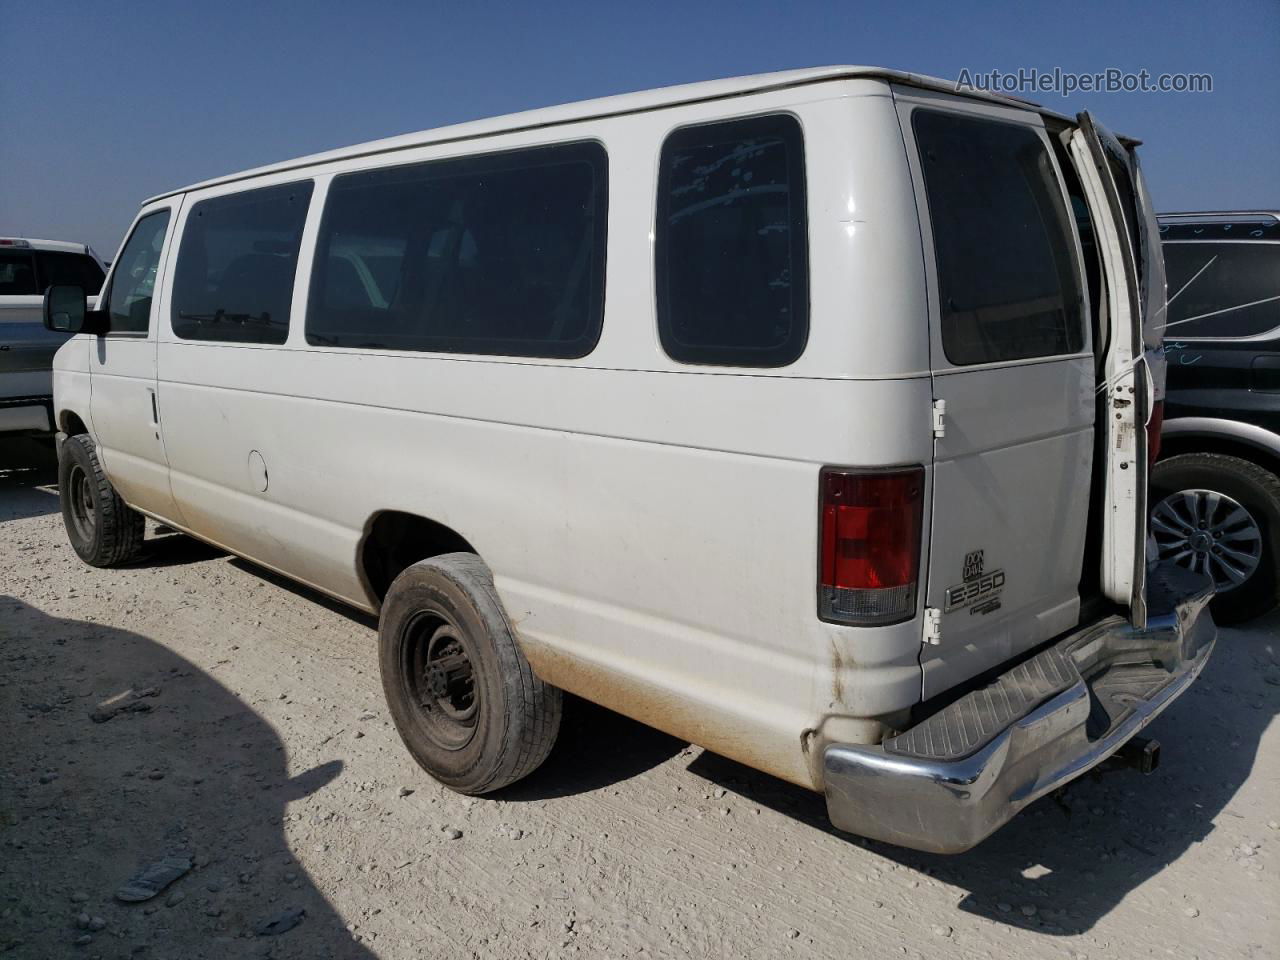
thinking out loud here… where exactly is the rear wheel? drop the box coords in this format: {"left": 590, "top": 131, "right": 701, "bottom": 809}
{"left": 1150, "top": 452, "right": 1280, "bottom": 624}
{"left": 58, "top": 434, "right": 145, "bottom": 567}
{"left": 378, "top": 553, "right": 561, "bottom": 793}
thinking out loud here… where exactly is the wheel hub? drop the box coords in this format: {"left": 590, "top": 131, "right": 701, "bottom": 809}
{"left": 422, "top": 634, "right": 476, "bottom": 721}
{"left": 1189, "top": 531, "right": 1212, "bottom": 553}
{"left": 67, "top": 464, "right": 97, "bottom": 542}
{"left": 402, "top": 616, "right": 480, "bottom": 751}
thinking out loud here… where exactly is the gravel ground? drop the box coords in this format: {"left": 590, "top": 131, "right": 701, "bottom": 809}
{"left": 2, "top": 443, "right": 1277, "bottom": 959}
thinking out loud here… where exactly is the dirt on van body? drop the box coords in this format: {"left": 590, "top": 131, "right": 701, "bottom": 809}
{"left": 2, "top": 453, "right": 1278, "bottom": 960}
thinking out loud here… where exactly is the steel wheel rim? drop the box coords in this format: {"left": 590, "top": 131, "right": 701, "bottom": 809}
{"left": 67, "top": 464, "right": 96, "bottom": 544}
{"left": 1151, "top": 487, "right": 1263, "bottom": 593}
{"left": 401, "top": 612, "right": 479, "bottom": 751}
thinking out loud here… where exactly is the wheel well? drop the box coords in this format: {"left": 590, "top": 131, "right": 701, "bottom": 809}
{"left": 1159, "top": 433, "right": 1280, "bottom": 479}
{"left": 359, "top": 511, "right": 477, "bottom": 606}
{"left": 61, "top": 411, "right": 88, "bottom": 437}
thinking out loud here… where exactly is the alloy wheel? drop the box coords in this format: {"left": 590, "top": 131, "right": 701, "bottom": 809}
{"left": 1151, "top": 488, "right": 1263, "bottom": 593}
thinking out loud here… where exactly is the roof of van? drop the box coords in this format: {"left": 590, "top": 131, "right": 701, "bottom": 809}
{"left": 146, "top": 65, "right": 1072, "bottom": 203}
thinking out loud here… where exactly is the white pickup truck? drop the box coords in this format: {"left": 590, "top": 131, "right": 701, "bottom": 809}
{"left": 0, "top": 238, "right": 104, "bottom": 437}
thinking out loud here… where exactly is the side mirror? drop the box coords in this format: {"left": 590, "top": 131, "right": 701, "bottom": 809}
{"left": 43, "top": 284, "right": 107, "bottom": 335}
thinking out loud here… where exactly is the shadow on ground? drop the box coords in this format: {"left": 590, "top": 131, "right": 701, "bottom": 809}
{"left": 686, "top": 613, "right": 1279, "bottom": 936}
{"left": 0, "top": 599, "right": 375, "bottom": 959}
{"left": 0, "top": 439, "right": 59, "bottom": 521}
{"left": 132, "top": 529, "right": 229, "bottom": 569}
{"left": 499, "top": 695, "right": 686, "bottom": 802}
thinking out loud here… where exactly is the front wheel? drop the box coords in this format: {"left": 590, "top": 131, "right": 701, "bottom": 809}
{"left": 58, "top": 434, "right": 145, "bottom": 567}
{"left": 1150, "top": 452, "right": 1280, "bottom": 624}
{"left": 378, "top": 553, "right": 561, "bottom": 794}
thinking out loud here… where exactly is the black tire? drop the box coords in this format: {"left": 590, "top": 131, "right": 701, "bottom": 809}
{"left": 58, "top": 433, "right": 145, "bottom": 568}
{"left": 379, "top": 553, "right": 561, "bottom": 794}
{"left": 1151, "top": 452, "right": 1280, "bottom": 625}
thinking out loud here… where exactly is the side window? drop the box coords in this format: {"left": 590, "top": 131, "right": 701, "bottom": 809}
{"left": 106, "top": 210, "right": 171, "bottom": 334}
{"left": 656, "top": 114, "right": 808, "bottom": 367}
{"left": 172, "top": 182, "right": 313, "bottom": 344}
{"left": 0, "top": 252, "right": 38, "bottom": 295}
{"left": 914, "top": 111, "right": 1085, "bottom": 365}
{"left": 36, "top": 252, "right": 106, "bottom": 295}
{"left": 1162, "top": 242, "right": 1280, "bottom": 338}
{"left": 306, "top": 142, "right": 607, "bottom": 358}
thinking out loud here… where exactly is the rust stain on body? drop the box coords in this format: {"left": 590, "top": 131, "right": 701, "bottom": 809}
{"left": 828, "top": 638, "right": 844, "bottom": 705}
{"left": 521, "top": 636, "right": 818, "bottom": 791}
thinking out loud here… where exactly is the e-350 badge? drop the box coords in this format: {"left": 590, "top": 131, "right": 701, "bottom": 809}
{"left": 945, "top": 549, "right": 1005, "bottom": 614}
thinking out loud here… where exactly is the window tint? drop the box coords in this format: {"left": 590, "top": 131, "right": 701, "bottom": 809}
{"left": 656, "top": 114, "right": 808, "bottom": 367}
{"left": 172, "top": 182, "right": 313, "bottom": 344}
{"left": 107, "top": 210, "right": 171, "bottom": 333}
{"left": 306, "top": 142, "right": 607, "bottom": 357}
{"left": 36, "top": 252, "right": 105, "bottom": 294}
{"left": 0, "top": 252, "right": 37, "bottom": 295}
{"left": 914, "top": 111, "right": 1085, "bottom": 365}
{"left": 1162, "top": 242, "right": 1280, "bottom": 338}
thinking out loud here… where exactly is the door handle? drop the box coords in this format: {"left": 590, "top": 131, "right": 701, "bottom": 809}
{"left": 147, "top": 388, "right": 159, "bottom": 427}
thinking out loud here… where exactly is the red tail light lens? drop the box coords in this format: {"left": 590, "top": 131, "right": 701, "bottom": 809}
{"left": 1146, "top": 399, "right": 1164, "bottom": 472}
{"left": 819, "top": 466, "right": 925, "bottom": 625}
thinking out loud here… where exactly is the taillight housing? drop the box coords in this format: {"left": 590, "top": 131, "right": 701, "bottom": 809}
{"left": 1146, "top": 399, "right": 1164, "bottom": 471}
{"left": 818, "top": 466, "right": 925, "bottom": 626}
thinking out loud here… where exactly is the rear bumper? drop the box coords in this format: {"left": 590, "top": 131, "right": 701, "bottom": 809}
{"left": 0, "top": 395, "right": 54, "bottom": 435}
{"left": 823, "top": 563, "right": 1215, "bottom": 853}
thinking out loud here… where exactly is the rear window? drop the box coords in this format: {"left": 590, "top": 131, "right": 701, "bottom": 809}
{"left": 36, "top": 252, "right": 105, "bottom": 295}
{"left": 913, "top": 111, "right": 1085, "bottom": 366}
{"left": 0, "top": 252, "right": 37, "bottom": 295}
{"left": 172, "top": 182, "right": 314, "bottom": 344}
{"left": 1162, "top": 241, "right": 1280, "bottom": 339}
{"left": 306, "top": 141, "right": 607, "bottom": 358}
{"left": 655, "top": 114, "right": 808, "bottom": 367}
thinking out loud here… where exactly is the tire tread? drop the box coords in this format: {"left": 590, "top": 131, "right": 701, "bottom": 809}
{"left": 61, "top": 434, "right": 145, "bottom": 568}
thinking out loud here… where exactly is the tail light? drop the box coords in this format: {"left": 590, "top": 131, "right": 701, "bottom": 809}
{"left": 1146, "top": 399, "right": 1164, "bottom": 471}
{"left": 819, "top": 466, "right": 925, "bottom": 626}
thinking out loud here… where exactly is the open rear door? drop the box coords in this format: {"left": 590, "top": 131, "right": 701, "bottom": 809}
{"left": 1068, "top": 113, "right": 1158, "bottom": 627}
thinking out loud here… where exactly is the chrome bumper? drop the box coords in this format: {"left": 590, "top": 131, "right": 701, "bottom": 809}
{"left": 823, "top": 564, "right": 1216, "bottom": 854}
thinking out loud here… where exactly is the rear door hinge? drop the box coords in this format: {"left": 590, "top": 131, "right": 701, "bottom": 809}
{"left": 931, "top": 399, "right": 946, "bottom": 439}
{"left": 922, "top": 607, "right": 943, "bottom": 646}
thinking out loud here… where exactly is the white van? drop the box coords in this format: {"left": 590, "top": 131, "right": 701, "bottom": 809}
{"left": 43, "top": 67, "right": 1215, "bottom": 853}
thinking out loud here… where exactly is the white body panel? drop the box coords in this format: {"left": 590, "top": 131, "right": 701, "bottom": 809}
{"left": 84, "top": 203, "right": 182, "bottom": 518}
{"left": 50, "top": 69, "right": 1155, "bottom": 791}
{"left": 0, "top": 296, "right": 43, "bottom": 330}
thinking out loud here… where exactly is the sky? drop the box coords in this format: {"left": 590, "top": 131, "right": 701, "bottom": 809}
{"left": 3, "top": 0, "right": 1276, "bottom": 257}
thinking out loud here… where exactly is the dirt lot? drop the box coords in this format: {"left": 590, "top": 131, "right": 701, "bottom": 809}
{"left": 2, "top": 443, "right": 1277, "bottom": 960}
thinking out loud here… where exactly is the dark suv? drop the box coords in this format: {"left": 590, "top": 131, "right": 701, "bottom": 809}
{"left": 1155, "top": 211, "right": 1280, "bottom": 623}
